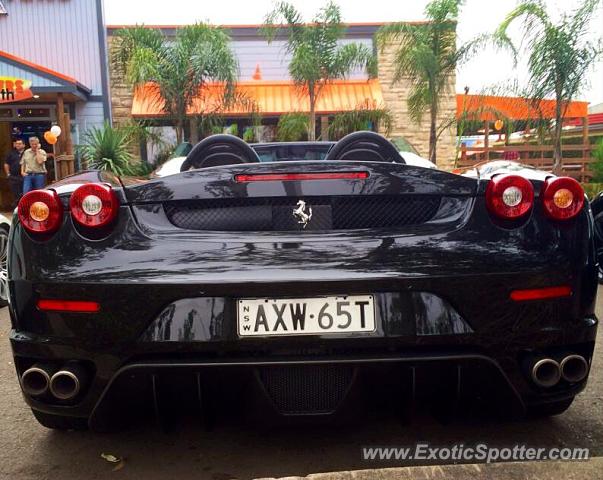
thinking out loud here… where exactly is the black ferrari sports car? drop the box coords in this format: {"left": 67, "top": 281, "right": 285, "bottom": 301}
{"left": 8, "top": 131, "right": 598, "bottom": 430}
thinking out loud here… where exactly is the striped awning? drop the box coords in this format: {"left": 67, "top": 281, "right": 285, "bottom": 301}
{"left": 131, "top": 79, "right": 384, "bottom": 117}
{"left": 456, "top": 94, "right": 588, "bottom": 121}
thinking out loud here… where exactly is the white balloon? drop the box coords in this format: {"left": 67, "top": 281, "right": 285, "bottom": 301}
{"left": 50, "top": 125, "right": 62, "bottom": 137}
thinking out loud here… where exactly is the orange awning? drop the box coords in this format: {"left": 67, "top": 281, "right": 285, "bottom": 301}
{"left": 132, "top": 79, "right": 384, "bottom": 117}
{"left": 456, "top": 94, "right": 588, "bottom": 121}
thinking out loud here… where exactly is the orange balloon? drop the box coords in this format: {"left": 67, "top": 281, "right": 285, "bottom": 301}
{"left": 44, "top": 131, "right": 57, "bottom": 145}
{"left": 494, "top": 119, "right": 504, "bottom": 131}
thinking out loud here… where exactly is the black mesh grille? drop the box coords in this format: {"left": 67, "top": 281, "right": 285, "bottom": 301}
{"left": 163, "top": 196, "right": 441, "bottom": 231}
{"left": 257, "top": 365, "right": 355, "bottom": 414}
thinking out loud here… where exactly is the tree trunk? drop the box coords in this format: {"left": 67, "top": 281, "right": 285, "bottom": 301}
{"left": 429, "top": 106, "right": 437, "bottom": 165}
{"left": 553, "top": 99, "right": 563, "bottom": 175}
{"left": 189, "top": 117, "right": 199, "bottom": 145}
{"left": 308, "top": 95, "right": 316, "bottom": 142}
{"left": 175, "top": 119, "right": 183, "bottom": 144}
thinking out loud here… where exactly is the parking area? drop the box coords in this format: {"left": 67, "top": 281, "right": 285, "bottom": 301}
{"left": 0, "top": 295, "right": 601, "bottom": 480}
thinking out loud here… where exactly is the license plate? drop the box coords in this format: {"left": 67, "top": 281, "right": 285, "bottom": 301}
{"left": 237, "top": 295, "right": 375, "bottom": 337}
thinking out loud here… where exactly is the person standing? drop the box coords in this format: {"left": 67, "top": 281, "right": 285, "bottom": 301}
{"left": 21, "top": 136, "right": 47, "bottom": 194}
{"left": 4, "top": 138, "right": 25, "bottom": 207}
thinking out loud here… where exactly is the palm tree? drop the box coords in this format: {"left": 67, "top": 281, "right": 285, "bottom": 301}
{"left": 263, "top": 1, "right": 376, "bottom": 141}
{"left": 376, "top": 0, "right": 476, "bottom": 165}
{"left": 112, "top": 23, "right": 238, "bottom": 144}
{"left": 494, "top": 0, "right": 602, "bottom": 173}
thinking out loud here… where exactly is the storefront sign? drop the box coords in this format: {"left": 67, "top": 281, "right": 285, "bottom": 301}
{"left": 0, "top": 77, "right": 33, "bottom": 103}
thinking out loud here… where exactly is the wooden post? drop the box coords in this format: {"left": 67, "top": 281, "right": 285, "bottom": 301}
{"left": 484, "top": 120, "right": 490, "bottom": 162}
{"left": 320, "top": 116, "right": 329, "bottom": 141}
{"left": 64, "top": 112, "right": 72, "bottom": 155}
{"left": 583, "top": 115, "right": 590, "bottom": 182}
{"left": 55, "top": 93, "right": 65, "bottom": 155}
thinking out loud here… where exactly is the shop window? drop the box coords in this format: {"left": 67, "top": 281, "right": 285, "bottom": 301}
{"left": 0, "top": 108, "right": 12, "bottom": 118}
{"left": 16, "top": 108, "right": 50, "bottom": 119}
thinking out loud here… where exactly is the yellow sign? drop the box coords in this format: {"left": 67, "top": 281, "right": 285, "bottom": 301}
{"left": 0, "top": 77, "right": 33, "bottom": 103}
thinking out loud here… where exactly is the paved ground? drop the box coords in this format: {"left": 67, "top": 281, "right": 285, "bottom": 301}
{"left": 0, "top": 295, "right": 601, "bottom": 480}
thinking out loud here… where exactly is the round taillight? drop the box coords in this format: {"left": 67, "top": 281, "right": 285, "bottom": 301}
{"left": 69, "top": 183, "right": 119, "bottom": 228}
{"left": 18, "top": 190, "right": 64, "bottom": 234}
{"left": 542, "top": 177, "right": 584, "bottom": 220}
{"left": 485, "top": 174, "right": 534, "bottom": 220}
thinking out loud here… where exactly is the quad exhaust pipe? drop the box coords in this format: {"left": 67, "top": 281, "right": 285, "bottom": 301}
{"left": 530, "top": 358, "right": 561, "bottom": 388}
{"left": 20, "top": 362, "right": 87, "bottom": 401}
{"left": 21, "top": 364, "right": 55, "bottom": 397}
{"left": 560, "top": 354, "right": 589, "bottom": 383}
{"left": 50, "top": 363, "right": 87, "bottom": 400}
{"left": 529, "top": 354, "right": 589, "bottom": 388}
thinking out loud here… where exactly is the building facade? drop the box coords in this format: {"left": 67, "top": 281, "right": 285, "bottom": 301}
{"left": 0, "top": 0, "right": 110, "bottom": 202}
{"left": 107, "top": 24, "right": 457, "bottom": 169}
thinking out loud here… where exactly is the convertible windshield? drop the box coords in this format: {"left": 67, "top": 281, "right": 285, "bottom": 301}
{"left": 252, "top": 143, "right": 334, "bottom": 162}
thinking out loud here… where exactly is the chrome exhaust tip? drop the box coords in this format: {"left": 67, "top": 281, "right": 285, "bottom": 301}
{"left": 531, "top": 358, "right": 561, "bottom": 388}
{"left": 49, "top": 363, "right": 85, "bottom": 400}
{"left": 21, "top": 364, "right": 52, "bottom": 396}
{"left": 560, "top": 355, "right": 589, "bottom": 383}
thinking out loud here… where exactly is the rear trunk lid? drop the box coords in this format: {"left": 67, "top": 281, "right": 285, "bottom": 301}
{"left": 123, "top": 161, "right": 477, "bottom": 233}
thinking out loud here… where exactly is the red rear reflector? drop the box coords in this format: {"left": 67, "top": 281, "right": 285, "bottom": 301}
{"left": 510, "top": 286, "right": 572, "bottom": 301}
{"left": 235, "top": 172, "right": 369, "bottom": 182}
{"left": 37, "top": 299, "right": 100, "bottom": 313}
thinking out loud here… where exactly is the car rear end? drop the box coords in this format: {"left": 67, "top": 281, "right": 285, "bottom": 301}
{"left": 7, "top": 161, "right": 598, "bottom": 429}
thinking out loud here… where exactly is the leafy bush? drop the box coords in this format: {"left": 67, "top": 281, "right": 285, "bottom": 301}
{"left": 277, "top": 113, "right": 309, "bottom": 141}
{"left": 582, "top": 182, "right": 603, "bottom": 200}
{"left": 225, "top": 123, "right": 239, "bottom": 137}
{"left": 329, "top": 104, "right": 393, "bottom": 140}
{"left": 154, "top": 144, "right": 176, "bottom": 166}
{"left": 126, "top": 162, "right": 154, "bottom": 177}
{"left": 590, "top": 139, "right": 603, "bottom": 183}
{"left": 243, "top": 127, "right": 256, "bottom": 143}
{"left": 78, "top": 121, "right": 134, "bottom": 176}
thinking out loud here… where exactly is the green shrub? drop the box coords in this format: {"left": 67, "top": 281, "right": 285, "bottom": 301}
{"left": 127, "top": 162, "right": 154, "bottom": 177}
{"left": 329, "top": 104, "right": 393, "bottom": 140}
{"left": 243, "top": 127, "right": 256, "bottom": 143}
{"left": 154, "top": 144, "right": 176, "bottom": 166}
{"left": 78, "top": 121, "right": 134, "bottom": 176}
{"left": 277, "top": 113, "right": 309, "bottom": 141}
{"left": 582, "top": 182, "right": 603, "bottom": 200}
{"left": 590, "top": 139, "right": 603, "bottom": 183}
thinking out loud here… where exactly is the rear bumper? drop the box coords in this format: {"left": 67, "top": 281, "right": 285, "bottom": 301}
{"left": 10, "top": 298, "right": 598, "bottom": 427}
{"left": 7, "top": 199, "right": 599, "bottom": 426}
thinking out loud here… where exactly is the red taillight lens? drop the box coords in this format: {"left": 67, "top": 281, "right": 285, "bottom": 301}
{"left": 17, "top": 190, "right": 63, "bottom": 234}
{"left": 510, "top": 285, "right": 572, "bottom": 301}
{"left": 235, "top": 172, "right": 369, "bottom": 182}
{"left": 37, "top": 299, "right": 100, "bottom": 313}
{"left": 541, "top": 177, "right": 584, "bottom": 220}
{"left": 69, "top": 183, "right": 119, "bottom": 228}
{"left": 485, "top": 174, "right": 534, "bottom": 220}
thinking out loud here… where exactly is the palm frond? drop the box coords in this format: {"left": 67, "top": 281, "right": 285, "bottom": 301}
{"left": 78, "top": 122, "right": 134, "bottom": 176}
{"left": 111, "top": 23, "right": 239, "bottom": 142}
{"left": 262, "top": 1, "right": 376, "bottom": 140}
{"left": 375, "top": 0, "right": 464, "bottom": 162}
{"left": 276, "top": 113, "right": 309, "bottom": 141}
{"left": 329, "top": 102, "right": 393, "bottom": 139}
